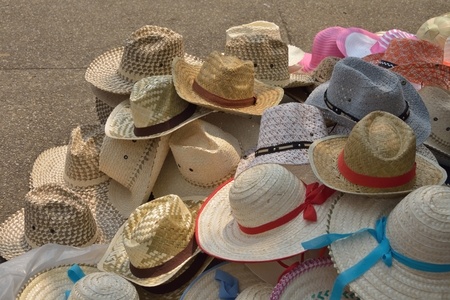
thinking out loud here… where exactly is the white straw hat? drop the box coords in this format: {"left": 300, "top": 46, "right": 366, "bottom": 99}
{"left": 309, "top": 111, "right": 447, "bottom": 196}
{"left": 196, "top": 163, "right": 340, "bottom": 262}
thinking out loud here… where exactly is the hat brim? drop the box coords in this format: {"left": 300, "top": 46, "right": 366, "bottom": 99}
{"left": 328, "top": 193, "right": 450, "bottom": 299}
{"left": 309, "top": 135, "right": 447, "bottom": 196}
{"left": 172, "top": 57, "right": 284, "bottom": 116}
{"left": 336, "top": 28, "right": 380, "bottom": 58}
{"left": 195, "top": 178, "right": 341, "bottom": 262}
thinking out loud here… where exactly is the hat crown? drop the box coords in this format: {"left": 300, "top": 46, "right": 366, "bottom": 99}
{"left": 420, "top": 86, "right": 450, "bottom": 146}
{"left": 130, "top": 75, "right": 189, "bottom": 128}
{"left": 169, "top": 119, "right": 241, "bottom": 187}
{"left": 343, "top": 111, "right": 416, "bottom": 180}
{"left": 381, "top": 39, "right": 443, "bottom": 65}
{"left": 123, "top": 195, "right": 195, "bottom": 268}
{"left": 226, "top": 20, "right": 282, "bottom": 43}
{"left": 417, "top": 15, "right": 450, "bottom": 48}
{"left": 24, "top": 184, "right": 98, "bottom": 248}
{"left": 195, "top": 51, "right": 255, "bottom": 100}
{"left": 229, "top": 164, "right": 305, "bottom": 228}
{"left": 117, "top": 25, "right": 184, "bottom": 82}
{"left": 386, "top": 185, "right": 450, "bottom": 264}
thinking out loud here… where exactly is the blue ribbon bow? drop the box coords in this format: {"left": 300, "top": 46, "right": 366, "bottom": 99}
{"left": 215, "top": 269, "right": 239, "bottom": 300}
{"left": 64, "top": 264, "right": 86, "bottom": 299}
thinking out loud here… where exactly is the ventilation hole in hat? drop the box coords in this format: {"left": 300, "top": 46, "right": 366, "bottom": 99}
{"left": 159, "top": 63, "right": 164, "bottom": 67}
{"left": 401, "top": 80, "right": 407, "bottom": 85}
{"left": 347, "top": 98, "right": 351, "bottom": 102}
{"left": 31, "top": 225, "right": 36, "bottom": 230}
{"left": 270, "top": 63, "right": 274, "bottom": 68}
{"left": 177, "top": 164, "right": 181, "bottom": 168}
{"left": 49, "top": 228, "right": 56, "bottom": 234}
{"left": 446, "top": 127, "right": 450, "bottom": 131}
{"left": 254, "top": 63, "right": 258, "bottom": 68}
{"left": 124, "top": 155, "right": 128, "bottom": 159}
{"left": 310, "top": 133, "right": 314, "bottom": 137}
{"left": 434, "top": 117, "right": 439, "bottom": 121}
{"left": 189, "top": 168, "right": 194, "bottom": 172}
{"left": 243, "top": 155, "right": 248, "bottom": 159}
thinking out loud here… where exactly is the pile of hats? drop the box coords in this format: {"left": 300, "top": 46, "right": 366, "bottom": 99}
{"left": 1, "top": 14, "right": 450, "bottom": 300}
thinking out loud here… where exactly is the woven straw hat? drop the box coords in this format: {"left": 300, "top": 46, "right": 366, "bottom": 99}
{"left": 270, "top": 257, "right": 357, "bottom": 300}
{"left": 416, "top": 14, "right": 450, "bottom": 49}
{"left": 305, "top": 56, "right": 431, "bottom": 146}
{"left": 95, "top": 97, "right": 114, "bottom": 125}
{"left": 419, "top": 86, "right": 450, "bottom": 158}
{"left": 172, "top": 51, "right": 284, "bottom": 116}
{"left": 181, "top": 262, "right": 269, "bottom": 300}
{"left": 105, "top": 75, "right": 212, "bottom": 140}
{"left": 90, "top": 84, "right": 130, "bottom": 108}
{"left": 85, "top": 25, "right": 200, "bottom": 94}
{"left": 98, "top": 194, "right": 205, "bottom": 287}
{"left": 225, "top": 34, "right": 314, "bottom": 88}
{"left": 309, "top": 111, "right": 446, "bottom": 196}
{"left": 196, "top": 163, "right": 340, "bottom": 262}
{"left": 0, "top": 184, "right": 104, "bottom": 260}
{"left": 324, "top": 185, "right": 450, "bottom": 299}
{"left": 99, "top": 135, "right": 170, "bottom": 217}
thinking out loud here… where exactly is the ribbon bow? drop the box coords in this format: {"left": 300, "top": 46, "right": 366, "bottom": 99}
{"left": 215, "top": 269, "right": 239, "bottom": 300}
{"left": 302, "top": 182, "right": 336, "bottom": 221}
{"left": 64, "top": 264, "right": 86, "bottom": 299}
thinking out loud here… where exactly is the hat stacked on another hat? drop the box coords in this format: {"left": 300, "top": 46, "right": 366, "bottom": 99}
{"left": 416, "top": 13, "right": 450, "bottom": 49}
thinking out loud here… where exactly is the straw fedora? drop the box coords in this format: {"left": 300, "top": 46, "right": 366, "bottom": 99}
{"left": 180, "top": 262, "right": 270, "bottom": 300}
{"left": 270, "top": 257, "right": 357, "bottom": 300}
{"left": 98, "top": 194, "right": 206, "bottom": 287}
{"left": 416, "top": 13, "right": 450, "bottom": 49}
{"left": 309, "top": 111, "right": 447, "bottom": 196}
{"left": 0, "top": 184, "right": 106, "bottom": 260}
{"left": 85, "top": 25, "right": 201, "bottom": 94}
{"left": 302, "top": 185, "right": 450, "bottom": 299}
{"left": 90, "top": 84, "right": 130, "bottom": 108}
{"left": 99, "top": 134, "right": 170, "bottom": 217}
{"left": 196, "top": 163, "right": 340, "bottom": 262}
{"left": 305, "top": 56, "right": 431, "bottom": 146}
{"left": 105, "top": 75, "right": 212, "bottom": 140}
{"left": 172, "top": 51, "right": 284, "bottom": 116}
{"left": 95, "top": 96, "right": 114, "bottom": 125}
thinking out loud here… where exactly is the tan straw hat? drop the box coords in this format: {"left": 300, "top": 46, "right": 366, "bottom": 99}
{"left": 309, "top": 111, "right": 447, "bottom": 196}
{"left": 172, "top": 51, "right": 284, "bottom": 115}
{"left": 85, "top": 25, "right": 200, "bottom": 94}
{"left": 416, "top": 13, "right": 450, "bottom": 49}
{"left": 105, "top": 75, "right": 212, "bottom": 140}
{"left": 99, "top": 135, "right": 170, "bottom": 217}
{"left": 196, "top": 163, "right": 340, "bottom": 262}
{"left": 98, "top": 194, "right": 206, "bottom": 287}
{"left": 95, "top": 96, "right": 114, "bottom": 125}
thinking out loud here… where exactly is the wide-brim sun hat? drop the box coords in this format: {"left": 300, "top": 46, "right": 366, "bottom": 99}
{"left": 172, "top": 51, "right": 284, "bottom": 116}
{"left": 335, "top": 27, "right": 381, "bottom": 57}
{"left": 309, "top": 111, "right": 447, "bottom": 196}
{"left": 196, "top": 163, "right": 340, "bottom": 262}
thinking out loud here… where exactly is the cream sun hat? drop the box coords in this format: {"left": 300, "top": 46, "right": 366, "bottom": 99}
{"left": 98, "top": 194, "right": 206, "bottom": 287}
{"left": 105, "top": 75, "right": 212, "bottom": 140}
{"left": 302, "top": 185, "right": 450, "bottom": 300}
{"left": 85, "top": 25, "right": 201, "bottom": 94}
{"left": 416, "top": 13, "right": 450, "bottom": 49}
{"left": 309, "top": 111, "right": 447, "bottom": 196}
{"left": 196, "top": 163, "right": 340, "bottom": 262}
{"left": 172, "top": 51, "right": 284, "bottom": 116}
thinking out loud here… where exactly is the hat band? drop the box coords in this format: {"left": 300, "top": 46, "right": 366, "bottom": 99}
{"left": 255, "top": 141, "right": 312, "bottom": 157}
{"left": 238, "top": 182, "right": 335, "bottom": 234}
{"left": 378, "top": 60, "right": 397, "bottom": 69}
{"left": 192, "top": 80, "right": 256, "bottom": 108}
{"left": 133, "top": 103, "right": 197, "bottom": 136}
{"left": 129, "top": 235, "right": 197, "bottom": 278}
{"left": 337, "top": 151, "right": 416, "bottom": 188}
{"left": 324, "top": 89, "right": 411, "bottom": 122}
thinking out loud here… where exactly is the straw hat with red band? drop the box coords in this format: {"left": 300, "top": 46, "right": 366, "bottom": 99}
{"left": 195, "top": 163, "right": 340, "bottom": 262}
{"left": 308, "top": 111, "right": 447, "bottom": 196}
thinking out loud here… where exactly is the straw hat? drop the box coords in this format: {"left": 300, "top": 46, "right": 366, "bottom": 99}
{"left": 235, "top": 102, "right": 328, "bottom": 180}
{"left": 172, "top": 51, "right": 284, "bottom": 116}
{"left": 320, "top": 185, "right": 450, "bottom": 299}
{"left": 85, "top": 25, "right": 200, "bottom": 94}
{"left": 416, "top": 13, "right": 450, "bottom": 49}
{"left": 196, "top": 163, "right": 340, "bottom": 262}
{"left": 0, "top": 184, "right": 105, "bottom": 260}
{"left": 90, "top": 84, "right": 130, "bottom": 108}
{"left": 270, "top": 257, "right": 357, "bottom": 300}
{"left": 105, "top": 75, "right": 213, "bottom": 140}
{"left": 309, "top": 111, "right": 447, "bottom": 196}
{"left": 305, "top": 57, "right": 431, "bottom": 146}
{"left": 99, "top": 134, "right": 170, "bottom": 217}
{"left": 180, "top": 262, "right": 270, "bottom": 300}
{"left": 95, "top": 97, "right": 114, "bottom": 125}
{"left": 98, "top": 194, "right": 206, "bottom": 287}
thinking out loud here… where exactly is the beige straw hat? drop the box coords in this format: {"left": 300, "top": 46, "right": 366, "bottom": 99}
{"left": 172, "top": 51, "right": 284, "bottom": 116}
{"left": 196, "top": 163, "right": 340, "bottom": 262}
{"left": 94, "top": 97, "right": 114, "bottom": 125}
{"left": 320, "top": 185, "right": 450, "bottom": 299}
{"left": 90, "top": 84, "right": 130, "bottom": 108}
{"left": 99, "top": 134, "right": 170, "bottom": 217}
{"left": 309, "top": 111, "right": 447, "bottom": 196}
{"left": 98, "top": 194, "right": 206, "bottom": 287}
{"left": 416, "top": 13, "right": 450, "bottom": 49}
{"left": 0, "top": 184, "right": 104, "bottom": 260}
{"left": 85, "top": 25, "right": 201, "bottom": 94}
{"left": 180, "top": 262, "right": 269, "bottom": 300}
{"left": 105, "top": 75, "right": 212, "bottom": 140}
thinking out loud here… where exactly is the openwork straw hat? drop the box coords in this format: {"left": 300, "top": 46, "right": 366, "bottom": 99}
{"left": 98, "top": 194, "right": 205, "bottom": 287}
{"left": 305, "top": 57, "right": 431, "bottom": 146}
{"left": 99, "top": 135, "right": 170, "bottom": 217}
{"left": 95, "top": 97, "right": 114, "bottom": 125}
{"left": 309, "top": 111, "right": 446, "bottom": 196}
{"left": 196, "top": 163, "right": 339, "bottom": 262}
{"left": 0, "top": 184, "right": 104, "bottom": 260}
{"left": 85, "top": 25, "right": 200, "bottom": 94}
{"left": 172, "top": 51, "right": 284, "bottom": 116}
{"left": 416, "top": 13, "right": 450, "bottom": 49}
{"left": 105, "top": 75, "right": 212, "bottom": 140}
